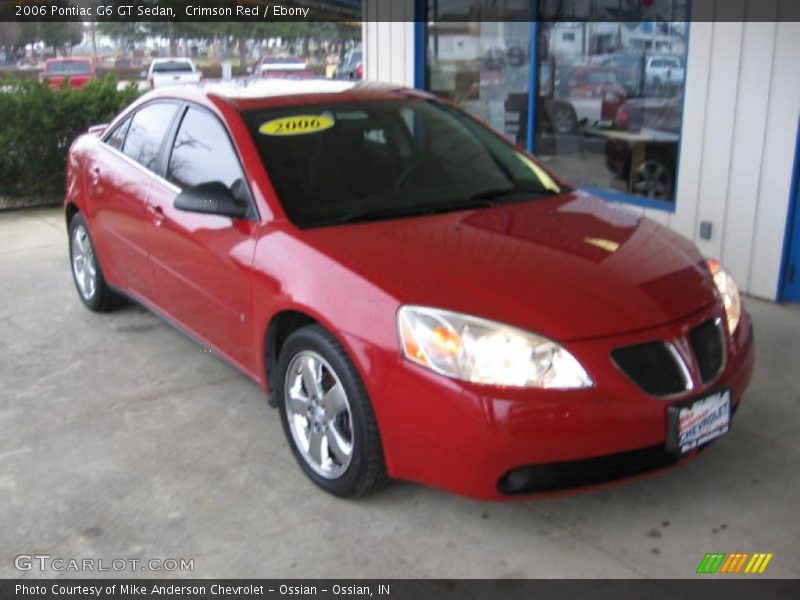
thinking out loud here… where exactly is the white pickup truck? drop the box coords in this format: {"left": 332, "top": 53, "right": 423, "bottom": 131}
{"left": 145, "top": 58, "right": 202, "bottom": 90}
{"left": 645, "top": 55, "right": 685, "bottom": 94}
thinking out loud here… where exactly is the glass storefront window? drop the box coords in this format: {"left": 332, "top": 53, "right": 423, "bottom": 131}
{"left": 536, "top": 19, "right": 688, "bottom": 205}
{"left": 423, "top": 0, "right": 690, "bottom": 209}
{"left": 425, "top": 20, "right": 532, "bottom": 148}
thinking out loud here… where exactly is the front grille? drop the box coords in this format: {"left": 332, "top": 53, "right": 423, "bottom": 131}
{"left": 690, "top": 319, "right": 725, "bottom": 383}
{"left": 611, "top": 341, "right": 688, "bottom": 396}
{"left": 497, "top": 445, "right": 679, "bottom": 494}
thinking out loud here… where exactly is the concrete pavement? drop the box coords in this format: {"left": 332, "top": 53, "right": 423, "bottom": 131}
{"left": 1, "top": 208, "right": 798, "bottom": 579}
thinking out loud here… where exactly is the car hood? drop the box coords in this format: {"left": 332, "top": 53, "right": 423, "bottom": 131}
{"left": 300, "top": 192, "right": 718, "bottom": 341}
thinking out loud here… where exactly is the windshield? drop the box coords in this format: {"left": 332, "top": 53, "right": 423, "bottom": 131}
{"left": 152, "top": 61, "right": 193, "bottom": 73}
{"left": 45, "top": 60, "right": 91, "bottom": 75}
{"left": 243, "top": 99, "right": 563, "bottom": 228}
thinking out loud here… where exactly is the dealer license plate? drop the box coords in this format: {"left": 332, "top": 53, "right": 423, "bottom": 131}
{"left": 667, "top": 390, "right": 731, "bottom": 455}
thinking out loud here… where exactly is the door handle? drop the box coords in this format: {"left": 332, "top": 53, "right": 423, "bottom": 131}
{"left": 89, "top": 166, "right": 100, "bottom": 186}
{"left": 152, "top": 206, "right": 165, "bottom": 227}
{"left": 146, "top": 203, "right": 166, "bottom": 227}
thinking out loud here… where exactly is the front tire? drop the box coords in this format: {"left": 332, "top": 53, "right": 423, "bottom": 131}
{"left": 632, "top": 149, "right": 674, "bottom": 200}
{"left": 69, "top": 213, "right": 126, "bottom": 312}
{"left": 276, "top": 324, "right": 387, "bottom": 497}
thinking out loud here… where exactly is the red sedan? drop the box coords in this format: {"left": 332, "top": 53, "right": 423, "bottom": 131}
{"left": 64, "top": 80, "right": 754, "bottom": 500}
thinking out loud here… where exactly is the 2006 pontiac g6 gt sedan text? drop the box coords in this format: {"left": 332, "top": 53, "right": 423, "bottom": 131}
{"left": 64, "top": 79, "right": 754, "bottom": 500}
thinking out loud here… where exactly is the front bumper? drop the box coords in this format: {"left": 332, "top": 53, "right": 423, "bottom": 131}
{"left": 356, "top": 302, "right": 755, "bottom": 501}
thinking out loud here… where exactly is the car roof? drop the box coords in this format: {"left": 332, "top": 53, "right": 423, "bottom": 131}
{"left": 207, "top": 78, "right": 355, "bottom": 98}
{"left": 147, "top": 78, "right": 426, "bottom": 112}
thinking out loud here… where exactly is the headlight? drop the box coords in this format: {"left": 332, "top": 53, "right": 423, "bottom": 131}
{"left": 397, "top": 306, "right": 592, "bottom": 389}
{"left": 707, "top": 259, "right": 741, "bottom": 334}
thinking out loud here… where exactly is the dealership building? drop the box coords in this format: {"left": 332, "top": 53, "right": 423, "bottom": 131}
{"left": 361, "top": 0, "right": 800, "bottom": 303}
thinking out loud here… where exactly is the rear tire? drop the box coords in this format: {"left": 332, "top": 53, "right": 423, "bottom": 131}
{"left": 550, "top": 102, "right": 578, "bottom": 134}
{"left": 276, "top": 324, "right": 388, "bottom": 498}
{"left": 69, "top": 213, "right": 126, "bottom": 312}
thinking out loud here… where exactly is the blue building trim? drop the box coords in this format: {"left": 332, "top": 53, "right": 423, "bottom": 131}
{"left": 413, "top": 0, "right": 426, "bottom": 89}
{"left": 583, "top": 188, "right": 678, "bottom": 214}
{"left": 668, "top": 18, "right": 691, "bottom": 212}
{"left": 526, "top": 3, "right": 539, "bottom": 153}
{"left": 777, "top": 117, "right": 800, "bottom": 301}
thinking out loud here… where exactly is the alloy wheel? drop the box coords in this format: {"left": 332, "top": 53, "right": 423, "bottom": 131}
{"left": 633, "top": 160, "right": 672, "bottom": 199}
{"left": 71, "top": 224, "right": 97, "bottom": 301}
{"left": 553, "top": 106, "right": 576, "bottom": 134}
{"left": 284, "top": 350, "right": 354, "bottom": 479}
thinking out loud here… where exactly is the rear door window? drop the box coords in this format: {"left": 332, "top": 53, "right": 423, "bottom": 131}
{"left": 122, "top": 103, "right": 179, "bottom": 172}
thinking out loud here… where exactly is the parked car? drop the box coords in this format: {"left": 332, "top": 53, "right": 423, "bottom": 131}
{"left": 645, "top": 54, "right": 685, "bottom": 96}
{"left": 40, "top": 58, "right": 96, "bottom": 89}
{"left": 145, "top": 58, "right": 202, "bottom": 90}
{"left": 548, "top": 66, "right": 627, "bottom": 133}
{"left": 613, "top": 95, "right": 682, "bottom": 134}
{"left": 604, "top": 96, "right": 681, "bottom": 200}
{"left": 335, "top": 49, "right": 363, "bottom": 80}
{"left": 255, "top": 55, "right": 316, "bottom": 79}
{"left": 64, "top": 79, "right": 753, "bottom": 500}
{"left": 600, "top": 52, "right": 645, "bottom": 97}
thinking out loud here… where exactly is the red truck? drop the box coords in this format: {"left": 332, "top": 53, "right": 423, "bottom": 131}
{"left": 41, "top": 58, "right": 96, "bottom": 90}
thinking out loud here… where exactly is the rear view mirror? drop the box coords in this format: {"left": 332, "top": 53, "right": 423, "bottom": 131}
{"left": 140, "top": 70, "right": 147, "bottom": 79}
{"left": 174, "top": 181, "right": 249, "bottom": 219}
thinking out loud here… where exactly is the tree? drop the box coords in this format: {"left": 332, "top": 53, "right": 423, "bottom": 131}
{"left": 97, "top": 23, "right": 148, "bottom": 49}
{"left": 39, "top": 22, "right": 84, "bottom": 56}
{"left": 207, "top": 23, "right": 265, "bottom": 67}
{"left": 16, "top": 22, "right": 43, "bottom": 57}
{"left": 0, "top": 21, "right": 23, "bottom": 61}
{"left": 7, "top": 21, "right": 84, "bottom": 59}
{"left": 147, "top": 22, "right": 178, "bottom": 56}
{"left": 313, "top": 22, "right": 361, "bottom": 57}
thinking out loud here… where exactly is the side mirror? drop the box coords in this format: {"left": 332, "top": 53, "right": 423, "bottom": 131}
{"left": 246, "top": 66, "right": 254, "bottom": 75}
{"left": 174, "top": 181, "right": 248, "bottom": 219}
{"left": 140, "top": 70, "right": 147, "bottom": 79}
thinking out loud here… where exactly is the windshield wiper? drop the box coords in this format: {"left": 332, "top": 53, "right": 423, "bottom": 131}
{"left": 319, "top": 188, "right": 560, "bottom": 227}
{"left": 331, "top": 196, "right": 516, "bottom": 225}
{"left": 467, "top": 186, "right": 559, "bottom": 203}
{"left": 324, "top": 203, "right": 463, "bottom": 226}
{"left": 466, "top": 186, "right": 520, "bottom": 202}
